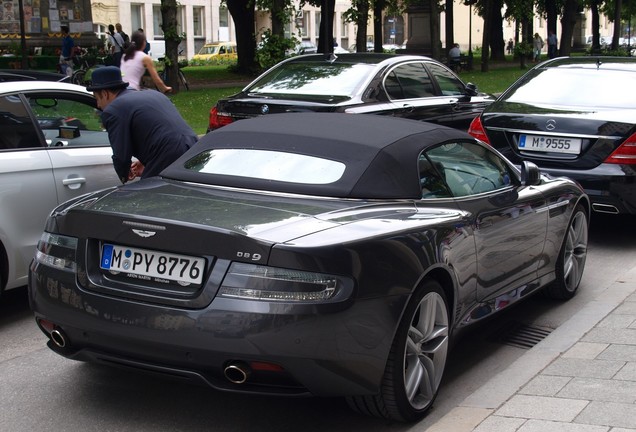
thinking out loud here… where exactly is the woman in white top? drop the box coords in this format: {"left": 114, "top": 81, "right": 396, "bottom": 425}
{"left": 120, "top": 31, "right": 171, "bottom": 93}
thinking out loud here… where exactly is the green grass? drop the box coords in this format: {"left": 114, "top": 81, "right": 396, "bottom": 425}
{"left": 172, "top": 62, "right": 530, "bottom": 134}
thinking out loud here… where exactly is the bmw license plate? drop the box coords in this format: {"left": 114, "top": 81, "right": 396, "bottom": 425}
{"left": 100, "top": 244, "right": 205, "bottom": 286}
{"left": 518, "top": 134, "right": 582, "bottom": 154}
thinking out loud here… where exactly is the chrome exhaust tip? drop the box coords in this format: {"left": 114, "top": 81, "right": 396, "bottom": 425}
{"left": 50, "top": 329, "right": 67, "bottom": 348}
{"left": 224, "top": 361, "right": 251, "bottom": 384}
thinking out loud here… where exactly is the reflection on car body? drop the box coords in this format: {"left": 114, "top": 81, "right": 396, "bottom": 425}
{"left": 30, "top": 113, "right": 589, "bottom": 423}
{"left": 208, "top": 53, "right": 494, "bottom": 132}
{"left": 0, "top": 81, "right": 120, "bottom": 296}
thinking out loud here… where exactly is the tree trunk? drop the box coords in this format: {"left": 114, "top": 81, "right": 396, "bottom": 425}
{"left": 227, "top": 0, "right": 257, "bottom": 74}
{"left": 430, "top": 0, "right": 441, "bottom": 59}
{"left": 591, "top": 0, "right": 600, "bottom": 51}
{"left": 160, "top": 0, "right": 180, "bottom": 92}
{"left": 373, "top": 0, "right": 384, "bottom": 52}
{"left": 355, "top": 0, "right": 369, "bottom": 53}
{"left": 559, "top": 0, "right": 579, "bottom": 55}
{"left": 489, "top": 0, "right": 505, "bottom": 61}
{"left": 318, "top": 0, "right": 335, "bottom": 54}
{"left": 546, "top": 0, "right": 558, "bottom": 36}
{"left": 480, "top": 0, "right": 491, "bottom": 71}
{"left": 445, "top": 0, "right": 454, "bottom": 52}
{"left": 612, "top": 0, "right": 622, "bottom": 50}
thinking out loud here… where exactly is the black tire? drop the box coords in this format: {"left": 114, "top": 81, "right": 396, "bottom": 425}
{"left": 544, "top": 204, "right": 588, "bottom": 300}
{"left": 71, "top": 70, "right": 86, "bottom": 86}
{"left": 347, "top": 279, "right": 450, "bottom": 422}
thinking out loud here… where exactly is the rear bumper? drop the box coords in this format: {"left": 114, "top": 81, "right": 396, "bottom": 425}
{"left": 539, "top": 163, "right": 636, "bottom": 215}
{"left": 29, "top": 263, "right": 404, "bottom": 398}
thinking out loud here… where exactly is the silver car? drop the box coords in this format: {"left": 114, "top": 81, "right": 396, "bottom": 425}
{"left": 0, "top": 81, "right": 119, "bottom": 296}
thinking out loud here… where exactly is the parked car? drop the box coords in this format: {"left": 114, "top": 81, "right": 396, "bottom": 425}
{"left": 30, "top": 113, "right": 589, "bottom": 422}
{"left": 296, "top": 40, "right": 317, "bottom": 54}
{"left": 468, "top": 56, "right": 636, "bottom": 215}
{"left": 208, "top": 53, "right": 493, "bottom": 132}
{"left": 192, "top": 42, "right": 237, "bottom": 61}
{"left": 0, "top": 81, "right": 120, "bottom": 297}
{"left": 0, "top": 69, "right": 69, "bottom": 83}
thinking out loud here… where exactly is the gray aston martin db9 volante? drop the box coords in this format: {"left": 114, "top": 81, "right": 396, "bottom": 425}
{"left": 29, "top": 113, "right": 589, "bottom": 422}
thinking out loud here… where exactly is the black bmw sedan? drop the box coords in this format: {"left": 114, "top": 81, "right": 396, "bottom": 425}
{"left": 468, "top": 56, "right": 636, "bottom": 215}
{"left": 208, "top": 53, "right": 493, "bottom": 132}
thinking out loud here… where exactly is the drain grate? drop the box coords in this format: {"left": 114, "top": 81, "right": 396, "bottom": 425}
{"left": 495, "top": 322, "right": 554, "bottom": 349}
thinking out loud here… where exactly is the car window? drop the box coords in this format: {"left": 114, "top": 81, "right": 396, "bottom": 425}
{"left": 0, "top": 94, "right": 42, "bottom": 150}
{"left": 418, "top": 153, "right": 453, "bottom": 198}
{"left": 26, "top": 95, "right": 108, "bottom": 148}
{"left": 426, "top": 63, "right": 466, "bottom": 96}
{"left": 384, "top": 62, "right": 435, "bottom": 100}
{"left": 425, "top": 141, "right": 515, "bottom": 197}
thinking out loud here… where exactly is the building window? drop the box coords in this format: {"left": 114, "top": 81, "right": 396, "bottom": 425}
{"left": 340, "top": 14, "right": 348, "bottom": 38}
{"left": 94, "top": 23, "right": 107, "bottom": 40}
{"left": 131, "top": 4, "right": 144, "bottom": 32}
{"left": 193, "top": 6, "right": 204, "bottom": 37}
{"left": 315, "top": 13, "right": 320, "bottom": 39}
{"left": 153, "top": 5, "right": 163, "bottom": 36}
{"left": 220, "top": 7, "right": 228, "bottom": 27}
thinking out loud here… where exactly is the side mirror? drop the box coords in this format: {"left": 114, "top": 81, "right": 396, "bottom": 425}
{"left": 520, "top": 160, "right": 541, "bottom": 186}
{"left": 465, "top": 82, "right": 478, "bottom": 97}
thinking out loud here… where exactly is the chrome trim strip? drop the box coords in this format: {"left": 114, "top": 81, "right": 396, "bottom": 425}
{"left": 485, "top": 126, "right": 620, "bottom": 140}
{"left": 123, "top": 221, "right": 167, "bottom": 231}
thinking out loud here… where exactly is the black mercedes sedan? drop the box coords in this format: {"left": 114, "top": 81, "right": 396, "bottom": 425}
{"left": 468, "top": 56, "right": 636, "bottom": 215}
{"left": 30, "top": 113, "right": 588, "bottom": 422}
{"left": 208, "top": 53, "right": 493, "bottom": 132}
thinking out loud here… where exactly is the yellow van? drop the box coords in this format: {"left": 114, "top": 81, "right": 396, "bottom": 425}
{"left": 193, "top": 42, "right": 237, "bottom": 61}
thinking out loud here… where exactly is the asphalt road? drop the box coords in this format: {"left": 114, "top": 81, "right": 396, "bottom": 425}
{"left": 1, "top": 213, "right": 634, "bottom": 432}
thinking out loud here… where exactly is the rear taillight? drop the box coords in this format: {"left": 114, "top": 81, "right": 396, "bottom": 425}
{"left": 605, "top": 133, "right": 636, "bottom": 164}
{"left": 208, "top": 106, "right": 234, "bottom": 131}
{"left": 468, "top": 116, "right": 491, "bottom": 145}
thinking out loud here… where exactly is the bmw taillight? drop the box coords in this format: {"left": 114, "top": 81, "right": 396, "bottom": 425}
{"left": 605, "top": 133, "right": 636, "bottom": 164}
{"left": 208, "top": 106, "right": 234, "bottom": 131}
{"left": 468, "top": 116, "right": 491, "bottom": 145}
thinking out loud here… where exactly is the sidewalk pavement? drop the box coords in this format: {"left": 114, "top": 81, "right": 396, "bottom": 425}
{"left": 427, "top": 265, "right": 636, "bottom": 432}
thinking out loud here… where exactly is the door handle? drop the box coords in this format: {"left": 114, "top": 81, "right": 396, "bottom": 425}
{"left": 402, "top": 104, "right": 414, "bottom": 113}
{"left": 63, "top": 177, "right": 87, "bottom": 190}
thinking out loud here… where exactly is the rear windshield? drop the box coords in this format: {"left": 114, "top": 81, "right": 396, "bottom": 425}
{"left": 503, "top": 67, "right": 636, "bottom": 109}
{"left": 248, "top": 62, "right": 375, "bottom": 97}
{"left": 184, "top": 149, "right": 346, "bottom": 184}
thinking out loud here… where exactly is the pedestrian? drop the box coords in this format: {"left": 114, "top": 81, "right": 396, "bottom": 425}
{"left": 59, "top": 25, "right": 74, "bottom": 77}
{"left": 115, "top": 23, "right": 129, "bottom": 47}
{"left": 107, "top": 24, "right": 125, "bottom": 66}
{"left": 448, "top": 43, "right": 461, "bottom": 71}
{"left": 138, "top": 28, "right": 150, "bottom": 54}
{"left": 533, "top": 33, "right": 544, "bottom": 62}
{"left": 548, "top": 31, "right": 558, "bottom": 59}
{"left": 507, "top": 38, "right": 514, "bottom": 55}
{"left": 87, "top": 66, "right": 197, "bottom": 183}
{"left": 120, "top": 30, "right": 171, "bottom": 92}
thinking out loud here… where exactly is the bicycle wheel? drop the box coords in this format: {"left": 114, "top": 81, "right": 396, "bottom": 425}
{"left": 71, "top": 70, "right": 86, "bottom": 86}
{"left": 178, "top": 70, "right": 189, "bottom": 91}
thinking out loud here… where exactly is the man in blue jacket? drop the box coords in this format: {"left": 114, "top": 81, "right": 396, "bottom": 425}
{"left": 87, "top": 66, "right": 198, "bottom": 183}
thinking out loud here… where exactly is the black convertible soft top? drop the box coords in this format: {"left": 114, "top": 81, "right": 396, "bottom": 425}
{"left": 162, "top": 113, "right": 472, "bottom": 199}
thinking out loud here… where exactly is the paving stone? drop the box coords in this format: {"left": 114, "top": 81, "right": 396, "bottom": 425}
{"left": 563, "top": 342, "right": 609, "bottom": 359}
{"left": 582, "top": 328, "right": 636, "bottom": 346}
{"left": 597, "top": 315, "right": 636, "bottom": 329}
{"left": 557, "top": 377, "right": 636, "bottom": 403}
{"left": 520, "top": 375, "right": 571, "bottom": 396}
{"left": 576, "top": 401, "right": 636, "bottom": 429}
{"left": 517, "top": 419, "right": 609, "bottom": 432}
{"left": 598, "top": 344, "right": 636, "bottom": 361}
{"left": 542, "top": 358, "right": 624, "bottom": 379}
{"left": 495, "top": 395, "right": 588, "bottom": 422}
{"left": 613, "top": 302, "right": 636, "bottom": 315}
{"left": 610, "top": 429, "right": 636, "bottom": 432}
{"left": 614, "top": 362, "right": 636, "bottom": 381}
{"left": 473, "top": 415, "right": 526, "bottom": 432}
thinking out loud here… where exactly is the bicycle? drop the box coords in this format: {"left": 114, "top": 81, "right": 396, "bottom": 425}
{"left": 70, "top": 49, "right": 107, "bottom": 87}
{"left": 157, "top": 50, "right": 189, "bottom": 91}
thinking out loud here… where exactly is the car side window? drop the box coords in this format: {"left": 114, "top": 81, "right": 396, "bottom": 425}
{"left": 0, "top": 95, "right": 42, "bottom": 150}
{"left": 384, "top": 63, "right": 435, "bottom": 100}
{"left": 418, "top": 153, "right": 453, "bottom": 198}
{"left": 26, "top": 95, "right": 108, "bottom": 148}
{"left": 426, "top": 63, "right": 466, "bottom": 96}
{"left": 425, "top": 141, "right": 515, "bottom": 197}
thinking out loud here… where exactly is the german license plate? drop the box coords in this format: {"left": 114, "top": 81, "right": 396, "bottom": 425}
{"left": 100, "top": 244, "right": 205, "bottom": 286}
{"left": 518, "top": 134, "right": 582, "bottom": 154}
